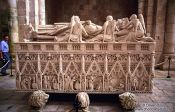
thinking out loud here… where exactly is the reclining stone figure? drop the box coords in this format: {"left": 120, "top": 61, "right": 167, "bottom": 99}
{"left": 25, "top": 14, "right": 154, "bottom": 42}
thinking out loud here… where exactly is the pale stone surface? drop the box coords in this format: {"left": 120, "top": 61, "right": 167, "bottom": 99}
{"left": 28, "top": 90, "right": 49, "bottom": 108}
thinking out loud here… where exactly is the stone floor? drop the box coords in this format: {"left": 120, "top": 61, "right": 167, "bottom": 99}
{"left": 0, "top": 70, "right": 175, "bottom": 112}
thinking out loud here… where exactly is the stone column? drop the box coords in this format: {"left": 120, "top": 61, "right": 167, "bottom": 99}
{"left": 29, "top": 0, "right": 35, "bottom": 25}
{"left": 145, "top": 0, "right": 154, "bottom": 36}
{"left": 34, "top": 0, "right": 39, "bottom": 30}
{"left": 162, "top": 0, "right": 175, "bottom": 69}
{"left": 8, "top": 0, "right": 19, "bottom": 42}
{"left": 138, "top": 0, "right": 145, "bottom": 15}
{"left": 28, "top": 0, "right": 39, "bottom": 27}
{"left": 164, "top": 0, "right": 175, "bottom": 54}
{"left": 39, "top": 0, "right": 46, "bottom": 25}
{"left": 153, "top": 0, "right": 167, "bottom": 64}
{"left": 17, "top": 0, "right": 27, "bottom": 41}
{"left": 26, "top": 0, "right": 29, "bottom": 25}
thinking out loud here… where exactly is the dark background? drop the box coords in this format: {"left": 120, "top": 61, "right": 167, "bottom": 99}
{"left": 0, "top": 0, "right": 11, "bottom": 39}
{"left": 45, "top": 0, "right": 138, "bottom": 25}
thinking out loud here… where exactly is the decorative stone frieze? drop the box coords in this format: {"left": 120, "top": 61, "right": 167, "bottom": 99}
{"left": 15, "top": 42, "right": 155, "bottom": 93}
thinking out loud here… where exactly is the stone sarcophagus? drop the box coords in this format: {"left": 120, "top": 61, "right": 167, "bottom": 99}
{"left": 15, "top": 42, "right": 155, "bottom": 93}
{"left": 16, "top": 14, "right": 155, "bottom": 93}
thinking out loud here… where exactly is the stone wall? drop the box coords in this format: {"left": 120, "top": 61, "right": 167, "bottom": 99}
{"left": 153, "top": 0, "right": 167, "bottom": 64}
{"left": 0, "top": 0, "right": 11, "bottom": 38}
{"left": 45, "top": 0, "right": 138, "bottom": 25}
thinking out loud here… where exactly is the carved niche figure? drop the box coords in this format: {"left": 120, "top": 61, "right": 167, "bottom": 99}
{"left": 31, "top": 77, "right": 38, "bottom": 89}
{"left": 52, "top": 77, "right": 59, "bottom": 90}
{"left": 94, "top": 77, "right": 102, "bottom": 91}
{"left": 43, "top": 76, "right": 48, "bottom": 89}
{"left": 21, "top": 77, "right": 31, "bottom": 89}
{"left": 87, "top": 76, "right": 94, "bottom": 91}
{"left": 132, "top": 78, "right": 139, "bottom": 91}
{"left": 74, "top": 78, "right": 81, "bottom": 90}
{"left": 16, "top": 75, "right": 21, "bottom": 89}
{"left": 70, "top": 76, "right": 76, "bottom": 90}
{"left": 42, "top": 76, "right": 51, "bottom": 89}
{"left": 64, "top": 75, "right": 76, "bottom": 90}
{"left": 87, "top": 15, "right": 116, "bottom": 42}
{"left": 105, "top": 75, "right": 114, "bottom": 91}
{"left": 59, "top": 76, "right": 63, "bottom": 90}
{"left": 64, "top": 75, "right": 71, "bottom": 90}
{"left": 118, "top": 80, "right": 125, "bottom": 90}
{"left": 142, "top": 80, "right": 148, "bottom": 91}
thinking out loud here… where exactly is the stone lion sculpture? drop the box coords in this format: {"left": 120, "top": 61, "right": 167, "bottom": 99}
{"left": 119, "top": 92, "right": 137, "bottom": 110}
{"left": 28, "top": 90, "right": 49, "bottom": 108}
{"left": 73, "top": 92, "right": 90, "bottom": 112}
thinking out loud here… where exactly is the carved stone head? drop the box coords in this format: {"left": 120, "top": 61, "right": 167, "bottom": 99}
{"left": 74, "top": 92, "right": 90, "bottom": 111}
{"left": 130, "top": 14, "right": 137, "bottom": 20}
{"left": 28, "top": 90, "right": 49, "bottom": 108}
{"left": 119, "top": 92, "right": 137, "bottom": 110}
{"left": 106, "top": 15, "right": 113, "bottom": 21}
{"left": 74, "top": 16, "right": 80, "bottom": 22}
